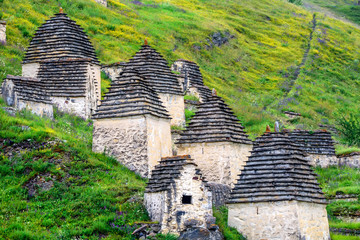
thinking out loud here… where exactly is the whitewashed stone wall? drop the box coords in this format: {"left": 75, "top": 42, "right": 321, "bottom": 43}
{"left": 159, "top": 93, "right": 185, "bottom": 126}
{"left": 0, "top": 21, "right": 6, "bottom": 44}
{"left": 95, "top": 0, "right": 107, "bottom": 7}
{"left": 17, "top": 100, "right": 53, "bottom": 119}
{"left": 306, "top": 154, "right": 338, "bottom": 168}
{"left": 228, "top": 201, "right": 330, "bottom": 240}
{"left": 22, "top": 63, "right": 40, "bottom": 78}
{"left": 144, "top": 164, "right": 213, "bottom": 235}
{"left": 92, "top": 115, "right": 172, "bottom": 178}
{"left": 51, "top": 97, "right": 87, "bottom": 119}
{"left": 177, "top": 142, "right": 252, "bottom": 186}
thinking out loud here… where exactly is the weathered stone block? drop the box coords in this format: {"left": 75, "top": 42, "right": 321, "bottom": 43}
{"left": 94, "top": 0, "right": 107, "bottom": 7}
{"left": 159, "top": 93, "right": 185, "bottom": 126}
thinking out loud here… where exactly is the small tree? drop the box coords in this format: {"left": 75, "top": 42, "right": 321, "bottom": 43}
{"left": 337, "top": 114, "right": 360, "bottom": 147}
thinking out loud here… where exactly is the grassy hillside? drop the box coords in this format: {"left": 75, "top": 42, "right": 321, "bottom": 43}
{"left": 306, "top": 0, "right": 360, "bottom": 25}
{"left": 0, "top": 0, "right": 359, "bottom": 137}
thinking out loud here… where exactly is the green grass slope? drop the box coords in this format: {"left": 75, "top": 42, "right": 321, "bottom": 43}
{"left": 0, "top": 0, "right": 359, "bottom": 136}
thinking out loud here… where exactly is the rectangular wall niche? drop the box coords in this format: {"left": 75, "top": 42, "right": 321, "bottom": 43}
{"left": 182, "top": 195, "right": 192, "bottom": 204}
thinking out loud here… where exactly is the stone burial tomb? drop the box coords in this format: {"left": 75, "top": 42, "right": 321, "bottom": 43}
{"left": 92, "top": 68, "right": 172, "bottom": 178}
{"left": 287, "top": 129, "right": 337, "bottom": 168}
{"left": 144, "top": 155, "right": 216, "bottom": 237}
{"left": 171, "top": 59, "right": 212, "bottom": 102}
{"left": 13, "top": 9, "right": 101, "bottom": 119}
{"left": 126, "top": 42, "right": 185, "bottom": 126}
{"left": 227, "top": 132, "right": 330, "bottom": 240}
{"left": 101, "top": 62, "right": 127, "bottom": 81}
{"left": 2, "top": 75, "right": 53, "bottom": 118}
{"left": 176, "top": 94, "right": 253, "bottom": 186}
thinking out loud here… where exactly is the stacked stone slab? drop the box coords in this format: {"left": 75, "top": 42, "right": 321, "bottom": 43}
{"left": 92, "top": 68, "right": 172, "bottom": 178}
{"left": 19, "top": 11, "right": 101, "bottom": 119}
{"left": 127, "top": 44, "right": 185, "bottom": 126}
{"left": 176, "top": 95, "right": 253, "bottom": 186}
{"left": 101, "top": 62, "right": 127, "bottom": 81}
{"left": 2, "top": 75, "right": 53, "bottom": 118}
{"left": 144, "top": 155, "right": 212, "bottom": 235}
{"left": 0, "top": 21, "right": 6, "bottom": 45}
{"left": 171, "top": 59, "right": 212, "bottom": 102}
{"left": 288, "top": 130, "right": 337, "bottom": 167}
{"left": 227, "top": 132, "right": 330, "bottom": 240}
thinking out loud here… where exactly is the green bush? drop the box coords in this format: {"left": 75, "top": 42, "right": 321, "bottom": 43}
{"left": 287, "top": 0, "right": 302, "bottom": 5}
{"left": 337, "top": 114, "right": 360, "bottom": 147}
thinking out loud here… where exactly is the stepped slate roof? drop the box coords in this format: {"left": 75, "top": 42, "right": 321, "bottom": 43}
{"left": 288, "top": 130, "right": 336, "bottom": 155}
{"left": 127, "top": 44, "right": 183, "bottom": 95}
{"left": 145, "top": 155, "right": 203, "bottom": 193}
{"left": 228, "top": 132, "right": 327, "bottom": 204}
{"left": 23, "top": 12, "right": 99, "bottom": 64}
{"left": 6, "top": 75, "right": 51, "bottom": 104}
{"left": 176, "top": 95, "right": 252, "bottom": 144}
{"left": 173, "top": 59, "right": 212, "bottom": 100}
{"left": 92, "top": 68, "right": 170, "bottom": 120}
{"left": 37, "top": 58, "right": 91, "bottom": 97}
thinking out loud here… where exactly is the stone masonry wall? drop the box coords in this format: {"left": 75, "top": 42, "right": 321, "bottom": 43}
{"left": 146, "top": 116, "right": 172, "bottom": 174}
{"left": 177, "top": 142, "right": 252, "bottom": 186}
{"left": 17, "top": 100, "right": 53, "bottom": 118}
{"left": 158, "top": 93, "right": 185, "bottom": 126}
{"left": 22, "top": 63, "right": 40, "bottom": 78}
{"left": 52, "top": 96, "right": 87, "bottom": 119}
{"left": 95, "top": 0, "right": 107, "bottom": 7}
{"left": 145, "top": 164, "right": 212, "bottom": 235}
{"left": 1, "top": 78, "right": 15, "bottom": 106}
{"left": 101, "top": 65, "right": 124, "bottom": 81}
{"left": 338, "top": 152, "right": 360, "bottom": 168}
{"left": 92, "top": 117, "right": 149, "bottom": 177}
{"left": 86, "top": 64, "right": 101, "bottom": 117}
{"left": 297, "top": 201, "right": 330, "bottom": 240}
{"left": 306, "top": 154, "right": 339, "bottom": 168}
{"left": 228, "top": 201, "right": 330, "bottom": 240}
{"left": 0, "top": 21, "right": 6, "bottom": 44}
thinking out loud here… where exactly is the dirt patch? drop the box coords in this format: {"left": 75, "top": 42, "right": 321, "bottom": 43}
{"left": 24, "top": 173, "right": 56, "bottom": 197}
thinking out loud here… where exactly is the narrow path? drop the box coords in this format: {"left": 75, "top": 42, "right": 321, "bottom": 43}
{"left": 302, "top": 0, "right": 360, "bottom": 30}
{"left": 279, "top": 13, "right": 317, "bottom": 101}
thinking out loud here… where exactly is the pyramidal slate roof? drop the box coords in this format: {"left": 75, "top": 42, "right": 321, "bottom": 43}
{"left": 127, "top": 44, "right": 183, "bottom": 95}
{"left": 145, "top": 155, "right": 203, "bottom": 193}
{"left": 176, "top": 95, "right": 252, "bottom": 144}
{"left": 288, "top": 130, "right": 335, "bottom": 155}
{"left": 92, "top": 68, "right": 170, "bottom": 120}
{"left": 173, "top": 59, "right": 212, "bottom": 100}
{"left": 37, "top": 58, "right": 91, "bottom": 97}
{"left": 228, "top": 132, "right": 327, "bottom": 204}
{"left": 23, "top": 12, "right": 99, "bottom": 64}
{"left": 6, "top": 75, "right": 51, "bottom": 104}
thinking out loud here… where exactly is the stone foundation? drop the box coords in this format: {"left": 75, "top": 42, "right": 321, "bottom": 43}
{"left": 0, "top": 21, "right": 6, "bottom": 44}
{"left": 145, "top": 164, "right": 212, "bottom": 234}
{"left": 177, "top": 142, "right": 252, "bottom": 186}
{"left": 338, "top": 152, "right": 360, "bottom": 168}
{"left": 305, "top": 154, "right": 338, "bottom": 168}
{"left": 228, "top": 201, "right": 330, "bottom": 240}
{"left": 17, "top": 100, "right": 53, "bottom": 118}
{"left": 92, "top": 115, "right": 172, "bottom": 178}
{"left": 159, "top": 93, "right": 185, "bottom": 126}
{"left": 22, "top": 63, "right": 40, "bottom": 78}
